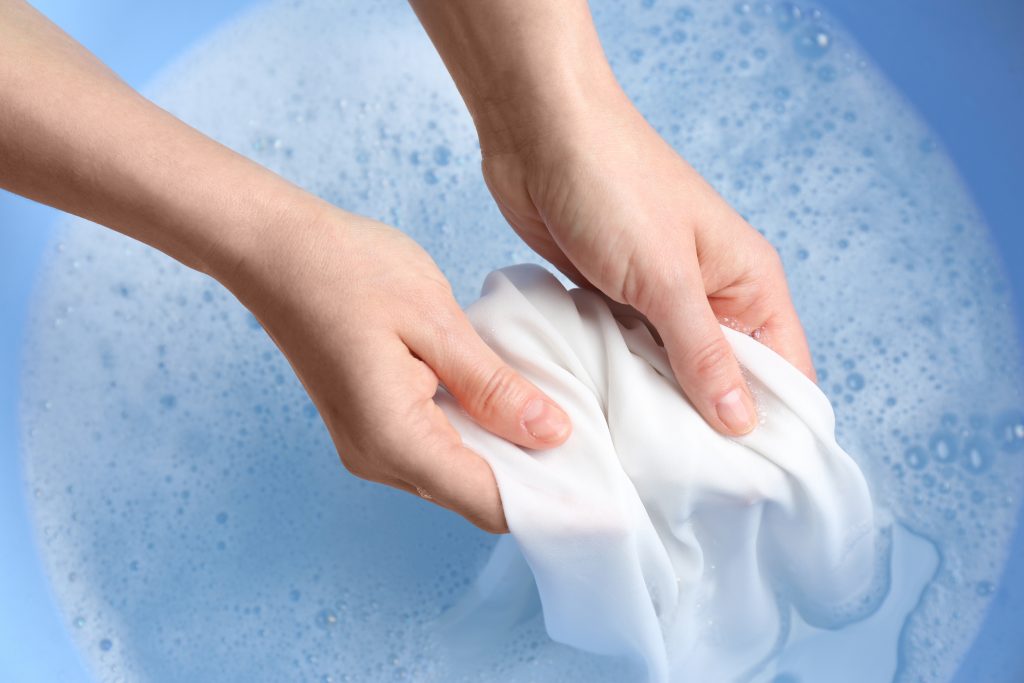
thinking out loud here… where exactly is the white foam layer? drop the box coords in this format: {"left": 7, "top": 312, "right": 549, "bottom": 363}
{"left": 19, "top": 1, "right": 1024, "bottom": 682}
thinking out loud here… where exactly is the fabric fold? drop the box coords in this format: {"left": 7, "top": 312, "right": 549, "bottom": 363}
{"left": 438, "top": 265, "right": 878, "bottom": 682}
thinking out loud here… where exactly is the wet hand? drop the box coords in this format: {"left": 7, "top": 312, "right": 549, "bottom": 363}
{"left": 479, "top": 92, "right": 815, "bottom": 436}
{"left": 410, "top": 0, "right": 814, "bottom": 436}
{"left": 229, "top": 208, "right": 571, "bottom": 532}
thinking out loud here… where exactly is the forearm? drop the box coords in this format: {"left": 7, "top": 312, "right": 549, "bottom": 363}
{"left": 408, "top": 0, "right": 627, "bottom": 153}
{"left": 0, "top": 0, "right": 329, "bottom": 285}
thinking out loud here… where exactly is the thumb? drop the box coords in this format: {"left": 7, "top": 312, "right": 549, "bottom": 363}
{"left": 644, "top": 264, "right": 758, "bottom": 436}
{"left": 405, "top": 304, "right": 572, "bottom": 449}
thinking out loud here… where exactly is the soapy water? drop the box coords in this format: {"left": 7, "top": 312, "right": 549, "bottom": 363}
{"left": 17, "top": 0, "right": 1024, "bottom": 681}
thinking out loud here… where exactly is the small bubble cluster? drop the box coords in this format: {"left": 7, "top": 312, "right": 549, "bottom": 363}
{"left": 18, "top": 1, "right": 1024, "bottom": 682}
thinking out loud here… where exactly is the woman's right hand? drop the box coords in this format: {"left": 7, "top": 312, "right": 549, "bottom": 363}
{"left": 0, "top": 0, "right": 571, "bottom": 533}
{"left": 226, "top": 206, "right": 572, "bottom": 533}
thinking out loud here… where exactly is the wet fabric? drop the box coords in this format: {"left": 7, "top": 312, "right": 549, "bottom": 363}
{"left": 439, "top": 265, "right": 877, "bottom": 682}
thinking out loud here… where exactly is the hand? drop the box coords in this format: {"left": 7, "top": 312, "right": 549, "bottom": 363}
{"left": 228, "top": 208, "right": 572, "bottom": 533}
{"left": 479, "top": 91, "right": 816, "bottom": 436}
{"left": 410, "top": 0, "right": 815, "bottom": 437}
{"left": 0, "top": 1, "right": 571, "bottom": 533}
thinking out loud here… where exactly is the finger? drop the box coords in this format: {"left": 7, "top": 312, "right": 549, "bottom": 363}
{"left": 761, "top": 294, "right": 816, "bottom": 382}
{"left": 332, "top": 341, "right": 508, "bottom": 533}
{"left": 644, "top": 256, "right": 759, "bottom": 436}
{"left": 756, "top": 261, "right": 817, "bottom": 382}
{"left": 396, "top": 396, "right": 509, "bottom": 534}
{"left": 403, "top": 302, "right": 572, "bottom": 449}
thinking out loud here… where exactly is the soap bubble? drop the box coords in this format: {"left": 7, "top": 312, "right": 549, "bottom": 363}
{"left": 904, "top": 447, "right": 928, "bottom": 471}
{"left": 962, "top": 437, "right": 993, "bottom": 474}
{"left": 775, "top": 2, "right": 802, "bottom": 31}
{"left": 18, "top": 1, "right": 1023, "bottom": 682}
{"left": 994, "top": 410, "right": 1024, "bottom": 453}
{"left": 793, "top": 25, "right": 831, "bottom": 59}
{"left": 929, "top": 432, "right": 959, "bottom": 464}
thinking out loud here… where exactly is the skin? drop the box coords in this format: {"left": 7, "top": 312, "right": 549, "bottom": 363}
{"left": 0, "top": 0, "right": 814, "bottom": 534}
{"left": 411, "top": 0, "right": 816, "bottom": 428}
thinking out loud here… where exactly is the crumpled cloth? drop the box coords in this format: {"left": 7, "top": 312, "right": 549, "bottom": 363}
{"left": 438, "top": 265, "right": 877, "bottom": 682}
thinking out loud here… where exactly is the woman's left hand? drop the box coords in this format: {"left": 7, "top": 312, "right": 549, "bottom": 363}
{"left": 479, "top": 87, "right": 816, "bottom": 436}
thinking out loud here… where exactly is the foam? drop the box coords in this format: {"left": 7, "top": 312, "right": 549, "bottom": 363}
{"left": 19, "top": 1, "right": 1024, "bottom": 681}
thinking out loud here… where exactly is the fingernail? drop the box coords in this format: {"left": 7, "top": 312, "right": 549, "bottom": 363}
{"left": 522, "top": 398, "right": 571, "bottom": 443}
{"left": 716, "top": 388, "right": 757, "bottom": 435}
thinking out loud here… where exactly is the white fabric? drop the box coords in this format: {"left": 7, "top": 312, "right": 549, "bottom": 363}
{"left": 438, "top": 265, "right": 878, "bottom": 682}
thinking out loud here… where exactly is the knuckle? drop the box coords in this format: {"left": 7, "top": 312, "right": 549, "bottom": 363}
{"left": 474, "top": 363, "right": 522, "bottom": 418}
{"left": 422, "top": 303, "right": 465, "bottom": 360}
{"left": 763, "top": 244, "right": 786, "bottom": 277}
{"left": 688, "top": 335, "right": 735, "bottom": 384}
{"left": 620, "top": 250, "right": 669, "bottom": 314}
{"left": 410, "top": 361, "right": 440, "bottom": 396}
{"left": 418, "top": 300, "right": 454, "bottom": 336}
{"left": 337, "top": 441, "right": 392, "bottom": 484}
{"left": 468, "top": 506, "right": 509, "bottom": 535}
{"left": 406, "top": 273, "right": 454, "bottom": 306}
{"left": 478, "top": 517, "right": 510, "bottom": 535}
{"left": 338, "top": 450, "right": 372, "bottom": 481}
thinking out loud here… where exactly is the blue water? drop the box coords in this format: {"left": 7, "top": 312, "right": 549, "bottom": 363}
{"left": 2, "top": 1, "right": 1023, "bottom": 681}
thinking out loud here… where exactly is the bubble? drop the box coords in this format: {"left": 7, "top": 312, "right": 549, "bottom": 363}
{"left": 994, "top": 410, "right": 1024, "bottom": 452}
{"left": 775, "top": 2, "right": 802, "bottom": 31}
{"left": 793, "top": 26, "right": 831, "bottom": 59}
{"left": 961, "top": 437, "right": 993, "bottom": 474}
{"left": 846, "top": 373, "right": 865, "bottom": 391}
{"left": 18, "top": 1, "right": 1024, "bottom": 682}
{"left": 904, "top": 447, "right": 928, "bottom": 471}
{"left": 817, "top": 65, "right": 837, "bottom": 82}
{"left": 432, "top": 146, "right": 451, "bottom": 166}
{"left": 929, "top": 432, "right": 959, "bottom": 464}
{"left": 99, "top": 638, "right": 113, "bottom": 652}
{"left": 316, "top": 609, "right": 339, "bottom": 628}
{"left": 674, "top": 6, "right": 694, "bottom": 22}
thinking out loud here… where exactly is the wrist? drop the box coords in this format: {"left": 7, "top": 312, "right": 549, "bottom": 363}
{"left": 410, "top": 0, "right": 625, "bottom": 156}
{"left": 472, "top": 60, "right": 626, "bottom": 157}
{"left": 207, "top": 185, "right": 345, "bottom": 314}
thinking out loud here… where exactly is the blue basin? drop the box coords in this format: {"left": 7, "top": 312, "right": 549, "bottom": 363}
{"left": 1, "top": 1, "right": 1021, "bottom": 681}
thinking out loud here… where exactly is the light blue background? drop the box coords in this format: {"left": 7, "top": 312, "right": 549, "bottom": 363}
{"left": 1, "top": 0, "right": 1021, "bottom": 681}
